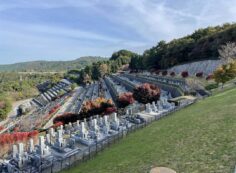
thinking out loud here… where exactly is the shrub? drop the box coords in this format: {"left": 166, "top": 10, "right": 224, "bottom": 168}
{"left": 181, "top": 71, "right": 189, "bottom": 78}
{"left": 155, "top": 70, "right": 161, "bottom": 75}
{"left": 105, "top": 107, "right": 117, "bottom": 114}
{"left": 53, "top": 113, "right": 79, "bottom": 125}
{"left": 0, "top": 130, "right": 38, "bottom": 146}
{"left": 205, "top": 83, "right": 218, "bottom": 90}
{"left": 206, "top": 74, "right": 214, "bottom": 80}
{"left": 54, "top": 97, "right": 116, "bottom": 125}
{"left": 80, "top": 97, "right": 115, "bottom": 117}
{"left": 118, "top": 92, "right": 135, "bottom": 108}
{"left": 162, "top": 70, "right": 168, "bottom": 76}
{"left": 196, "top": 72, "right": 203, "bottom": 78}
{"left": 0, "top": 95, "right": 12, "bottom": 120}
{"left": 170, "top": 72, "right": 175, "bottom": 77}
{"left": 133, "top": 83, "right": 161, "bottom": 104}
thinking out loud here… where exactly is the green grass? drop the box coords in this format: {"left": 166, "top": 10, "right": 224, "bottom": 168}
{"left": 62, "top": 88, "right": 236, "bottom": 173}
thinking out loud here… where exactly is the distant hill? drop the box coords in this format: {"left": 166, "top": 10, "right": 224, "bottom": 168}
{"left": 0, "top": 56, "right": 107, "bottom": 72}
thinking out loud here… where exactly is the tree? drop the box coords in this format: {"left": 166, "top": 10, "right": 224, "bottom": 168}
{"left": 0, "top": 95, "right": 12, "bottom": 120}
{"left": 133, "top": 83, "right": 161, "bottom": 104}
{"left": 213, "top": 62, "right": 236, "bottom": 88}
{"left": 218, "top": 42, "right": 236, "bottom": 63}
{"left": 99, "top": 63, "right": 108, "bottom": 77}
{"left": 110, "top": 49, "right": 136, "bottom": 61}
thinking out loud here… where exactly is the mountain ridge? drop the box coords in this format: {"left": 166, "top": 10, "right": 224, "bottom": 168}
{"left": 0, "top": 56, "right": 107, "bottom": 72}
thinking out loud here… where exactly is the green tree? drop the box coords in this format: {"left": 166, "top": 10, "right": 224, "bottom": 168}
{"left": 214, "top": 62, "right": 236, "bottom": 88}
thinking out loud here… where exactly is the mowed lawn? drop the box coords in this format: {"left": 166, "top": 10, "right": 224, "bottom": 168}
{"left": 62, "top": 88, "right": 236, "bottom": 173}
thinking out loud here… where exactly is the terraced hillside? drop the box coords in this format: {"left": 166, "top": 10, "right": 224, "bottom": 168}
{"left": 62, "top": 88, "right": 236, "bottom": 173}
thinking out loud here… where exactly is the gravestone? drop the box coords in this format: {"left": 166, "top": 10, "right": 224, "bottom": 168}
{"left": 146, "top": 103, "right": 152, "bottom": 113}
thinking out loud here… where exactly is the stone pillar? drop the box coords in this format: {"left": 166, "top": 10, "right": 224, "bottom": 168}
{"left": 39, "top": 136, "right": 45, "bottom": 156}
{"left": 29, "top": 138, "right": 34, "bottom": 153}
{"left": 57, "top": 129, "right": 64, "bottom": 147}
{"left": 104, "top": 116, "right": 108, "bottom": 125}
{"left": 12, "top": 145, "right": 17, "bottom": 159}
{"left": 18, "top": 143, "right": 24, "bottom": 157}
{"left": 129, "top": 108, "right": 133, "bottom": 115}
{"left": 49, "top": 128, "right": 55, "bottom": 137}
{"left": 46, "top": 133, "right": 51, "bottom": 145}
{"left": 60, "top": 124, "right": 63, "bottom": 131}
{"left": 76, "top": 120, "right": 80, "bottom": 127}
{"left": 146, "top": 103, "right": 151, "bottom": 113}
{"left": 81, "top": 122, "right": 88, "bottom": 139}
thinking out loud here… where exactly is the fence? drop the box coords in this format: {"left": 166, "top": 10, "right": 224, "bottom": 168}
{"left": 0, "top": 100, "right": 196, "bottom": 173}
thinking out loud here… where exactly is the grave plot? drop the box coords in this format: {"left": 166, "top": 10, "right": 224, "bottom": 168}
{"left": 104, "top": 76, "right": 130, "bottom": 106}
{"left": 122, "top": 73, "right": 185, "bottom": 97}
{"left": 0, "top": 92, "right": 193, "bottom": 173}
{"left": 115, "top": 74, "right": 142, "bottom": 86}
{"left": 110, "top": 75, "right": 136, "bottom": 92}
{"left": 63, "top": 87, "right": 85, "bottom": 114}
{"left": 2, "top": 112, "right": 141, "bottom": 173}
{"left": 91, "top": 82, "right": 99, "bottom": 100}
{"left": 100, "top": 79, "right": 113, "bottom": 101}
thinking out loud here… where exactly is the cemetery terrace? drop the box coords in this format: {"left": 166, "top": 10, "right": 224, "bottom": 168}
{"left": 0, "top": 70, "right": 233, "bottom": 173}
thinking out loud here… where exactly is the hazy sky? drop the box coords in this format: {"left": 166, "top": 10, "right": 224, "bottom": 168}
{"left": 0, "top": 0, "right": 236, "bottom": 64}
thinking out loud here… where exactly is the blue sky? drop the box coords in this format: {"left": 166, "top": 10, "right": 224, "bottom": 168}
{"left": 0, "top": 0, "right": 236, "bottom": 64}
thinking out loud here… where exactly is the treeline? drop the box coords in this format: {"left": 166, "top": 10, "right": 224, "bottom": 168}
{"left": 68, "top": 23, "right": 236, "bottom": 84}
{"left": 0, "top": 56, "right": 106, "bottom": 72}
{"left": 130, "top": 23, "right": 236, "bottom": 70}
{"left": 66, "top": 50, "right": 137, "bottom": 84}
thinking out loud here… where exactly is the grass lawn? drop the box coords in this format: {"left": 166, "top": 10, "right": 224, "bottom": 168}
{"left": 62, "top": 88, "right": 236, "bottom": 173}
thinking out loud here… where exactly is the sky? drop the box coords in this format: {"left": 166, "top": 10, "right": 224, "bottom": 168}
{"left": 0, "top": 0, "right": 236, "bottom": 64}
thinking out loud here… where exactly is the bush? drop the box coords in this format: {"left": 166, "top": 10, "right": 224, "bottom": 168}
{"left": 181, "top": 71, "right": 189, "bottom": 78}
{"left": 196, "top": 72, "right": 203, "bottom": 78}
{"left": 105, "top": 107, "right": 117, "bottom": 114}
{"left": 170, "top": 72, "right": 175, "bottom": 77}
{"left": 53, "top": 112, "right": 79, "bottom": 125}
{"left": 80, "top": 97, "right": 116, "bottom": 118}
{"left": 155, "top": 70, "right": 161, "bottom": 75}
{"left": 162, "top": 71, "right": 168, "bottom": 76}
{"left": 205, "top": 83, "right": 218, "bottom": 90}
{"left": 0, "top": 95, "right": 12, "bottom": 120}
{"left": 0, "top": 130, "right": 38, "bottom": 146}
{"left": 206, "top": 74, "right": 214, "bottom": 80}
{"left": 133, "top": 83, "right": 161, "bottom": 104}
{"left": 118, "top": 92, "right": 135, "bottom": 108}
